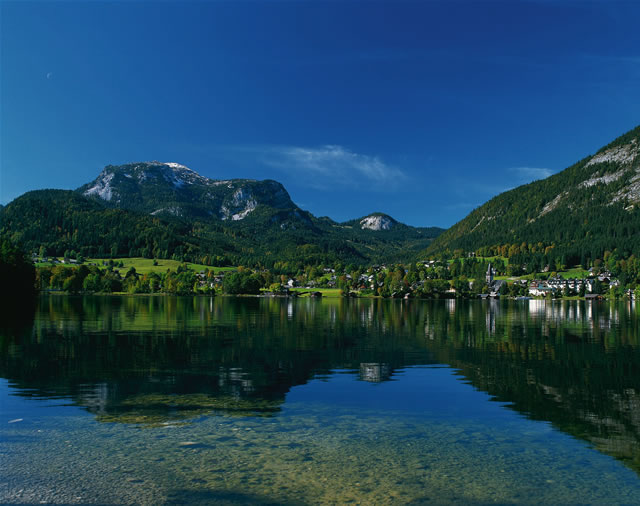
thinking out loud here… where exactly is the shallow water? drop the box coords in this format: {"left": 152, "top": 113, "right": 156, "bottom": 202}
{"left": 2, "top": 296, "right": 640, "bottom": 504}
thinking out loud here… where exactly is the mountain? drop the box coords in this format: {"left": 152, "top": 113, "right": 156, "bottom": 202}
{"left": 354, "top": 213, "right": 398, "bottom": 231}
{"left": 0, "top": 189, "right": 229, "bottom": 260}
{"left": 343, "top": 212, "right": 443, "bottom": 236}
{"left": 1, "top": 162, "right": 444, "bottom": 266}
{"left": 77, "top": 161, "right": 297, "bottom": 221}
{"left": 428, "top": 125, "right": 640, "bottom": 264}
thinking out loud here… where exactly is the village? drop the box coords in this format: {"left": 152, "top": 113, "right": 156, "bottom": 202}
{"left": 269, "top": 261, "right": 623, "bottom": 300}
{"left": 31, "top": 253, "right": 624, "bottom": 299}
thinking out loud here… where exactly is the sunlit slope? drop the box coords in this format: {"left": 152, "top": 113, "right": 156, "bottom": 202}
{"left": 427, "top": 126, "right": 640, "bottom": 260}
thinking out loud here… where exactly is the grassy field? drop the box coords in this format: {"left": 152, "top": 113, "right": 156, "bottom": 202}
{"left": 35, "top": 261, "right": 66, "bottom": 268}
{"left": 557, "top": 268, "right": 590, "bottom": 279}
{"left": 38, "top": 257, "right": 235, "bottom": 275}
{"left": 89, "top": 258, "right": 236, "bottom": 275}
{"left": 448, "top": 255, "right": 508, "bottom": 265}
{"left": 288, "top": 287, "right": 343, "bottom": 298}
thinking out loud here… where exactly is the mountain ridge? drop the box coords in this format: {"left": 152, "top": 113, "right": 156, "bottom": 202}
{"left": 427, "top": 125, "right": 640, "bottom": 264}
{"left": 1, "top": 163, "right": 444, "bottom": 266}
{"left": 77, "top": 161, "right": 297, "bottom": 222}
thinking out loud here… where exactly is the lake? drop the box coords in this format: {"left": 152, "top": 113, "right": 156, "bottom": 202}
{"left": 2, "top": 296, "right": 640, "bottom": 504}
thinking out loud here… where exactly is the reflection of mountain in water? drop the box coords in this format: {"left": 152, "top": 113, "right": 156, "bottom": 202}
{"left": 2, "top": 296, "right": 640, "bottom": 474}
{"left": 0, "top": 296, "right": 433, "bottom": 425}
{"left": 359, "top": 363, "right": 392, "bottom": 383}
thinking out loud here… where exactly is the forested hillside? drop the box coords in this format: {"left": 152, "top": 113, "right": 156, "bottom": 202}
{"left": 0, "top": 164, "right": 443, "bottom": 267}
{"left": 428, "top": 125, "right": 640, "bottom": 267}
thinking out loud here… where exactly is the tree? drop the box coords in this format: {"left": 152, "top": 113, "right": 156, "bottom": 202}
{"left": 592, "top": 279, "right": 603, "bottom": 295}
{"left": 0, "top": 236, "right": 37, "bottom": 299}
{"left": 269, "top": 282, "right": 285, "bottom": 293}
{"left": 83, "top": 273, "right": 102, "bottom": 293}
{"left": 63, "top": 274, "right": 82, "bottom": 294}
{"left": 148, "top": 272, "right": 161, "bottom": 293}
{"left": 453, "top": 276, "right": 470, "bottom": 298}
{"left": 223, "top": 271, "right": 263, "bottom": 295}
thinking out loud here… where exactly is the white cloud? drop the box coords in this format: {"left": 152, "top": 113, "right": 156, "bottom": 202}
{"left": 254, "top": 144, "right": 407, "bottom": 189}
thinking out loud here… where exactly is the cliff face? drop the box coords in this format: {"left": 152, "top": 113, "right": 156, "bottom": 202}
{"left": 77, "top": 161, "right": 297, "bottom": 221}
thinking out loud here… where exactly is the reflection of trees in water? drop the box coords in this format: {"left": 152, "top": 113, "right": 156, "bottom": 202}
{"left": 0, "top": 296, "right": 433, "bottom": 425}
{"left": 419, "top": 299, "right": 640, "bottom": 475}
{"left": 3, "top": 296, "right": 640, "bottom": 473}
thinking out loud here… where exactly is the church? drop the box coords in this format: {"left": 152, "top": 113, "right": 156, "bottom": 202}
{"left": 486, "top": 263, "right": 505, "bottom": 296}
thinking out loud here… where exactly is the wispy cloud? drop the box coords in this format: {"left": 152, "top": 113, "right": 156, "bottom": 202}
{"left": 238, "top": 144, "right": 407, "bottom": 190}
{"left": 510, "top": 166, "right": 554, "bottom": 183}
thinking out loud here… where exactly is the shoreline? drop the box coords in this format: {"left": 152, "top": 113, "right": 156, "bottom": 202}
{"left": 37, "top": 291, "right": 621, "bottom": 302}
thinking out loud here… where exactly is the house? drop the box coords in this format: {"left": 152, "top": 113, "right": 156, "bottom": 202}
{"left": 490, "top": 280, "right": 506, "bottom": 296}
{"left": 528, "top": 283, "right": 555, "bottom": 297}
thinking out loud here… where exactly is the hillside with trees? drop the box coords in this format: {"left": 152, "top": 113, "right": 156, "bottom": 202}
{"left": 427, "top": 125, "right": 640, "bottom": 268}
{"left": 0, "top": 165, "right": 443, "bottom": 267}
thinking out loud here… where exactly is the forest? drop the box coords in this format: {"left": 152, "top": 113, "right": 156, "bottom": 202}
{"left": 0, "top": 190, "right": 441, "bottom": 268}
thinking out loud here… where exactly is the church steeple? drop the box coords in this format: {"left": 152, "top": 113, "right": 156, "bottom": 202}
{"left": 486, "top": 263, "right": 494, "bottom": 285}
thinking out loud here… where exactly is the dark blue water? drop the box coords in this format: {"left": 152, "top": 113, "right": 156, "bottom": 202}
{"left": 2, "top": 296, "right": 640, "bottom": 504}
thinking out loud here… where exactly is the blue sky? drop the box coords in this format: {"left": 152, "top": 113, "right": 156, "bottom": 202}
{"left": 2, "top": 1, "right": 639, "bottom": 228}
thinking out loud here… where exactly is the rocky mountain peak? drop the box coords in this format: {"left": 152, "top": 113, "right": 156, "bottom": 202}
{"left": 360, "top": 213, "right": 396, "bottom": 231}
{"left": 77, "top": 162, "right": 296, "bottom": 221}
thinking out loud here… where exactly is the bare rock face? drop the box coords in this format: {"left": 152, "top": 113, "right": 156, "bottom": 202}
{"left": 360, "top": 214, "right": 395, "bottom": 231}
{"left": 78, "top": 161, "right": 296, "bottom": 221}
{"left": 535, "top": 137, "right": 640, "bottom": 220}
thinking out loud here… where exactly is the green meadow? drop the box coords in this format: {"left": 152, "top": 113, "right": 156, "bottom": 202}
{"left": 38, "top": 257, "right": 235, "bottom": 275}
{"left": 289, "top": 287, "right": 343, "bottom": 298}
{"left": 89, "top": 258, "right": 236, "bottom": 275}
